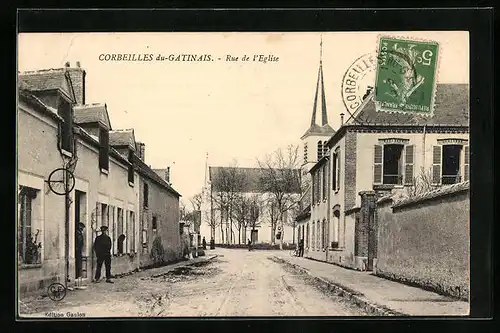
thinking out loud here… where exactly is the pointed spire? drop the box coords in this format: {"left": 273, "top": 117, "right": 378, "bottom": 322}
{"left": 204, "top": 152, "right": 209, "bottom": 185}
{"left": 310, "top": 35, "right": 328, "bottom": 127}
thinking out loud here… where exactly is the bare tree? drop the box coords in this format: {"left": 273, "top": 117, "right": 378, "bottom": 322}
{"left": 190, "top": 193, "right": 203, "bottom": 211}
{"left": 210, "top": 160, "right": 248, "bottom": 244}
{"left": 246, "top": 194, "right": 262, "bottom": 243}
{"left": 405, "top": 167, "right": 435, "bottom": 198}
{"left": 257, "top": 144, "right": 302, "bottom": 250}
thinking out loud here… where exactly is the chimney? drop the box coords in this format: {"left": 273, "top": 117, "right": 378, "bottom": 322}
{"left": 66, "top": 61, "right": 86, "bottom": 105}
{"left": 65, "top": 61, "right": 70, "bottom": 67}
{"left": 136, "top": 142, "right": 145, "bottom": 161}
{"left": 165, "top": 167, "right": 170, "bottom": 183}
{"left": 340, "top": 113, "right": 345, "bottom": 126}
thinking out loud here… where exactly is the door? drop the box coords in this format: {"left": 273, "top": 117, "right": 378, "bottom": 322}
{"left": 251, "top": 230, "right": 258, "bottom": 243}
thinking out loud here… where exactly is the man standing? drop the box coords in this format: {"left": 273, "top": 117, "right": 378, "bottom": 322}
{"left": 75, "top": 222, "right": 85, "bottom": 279}
{"left": 93, "top": 226, "right": 113, "bottom": 283}
{"left": 202, "top": 237, "right": 207, "bottom": 250}
{"left": 298, "top": 238, "right": 304, "bottom": 257}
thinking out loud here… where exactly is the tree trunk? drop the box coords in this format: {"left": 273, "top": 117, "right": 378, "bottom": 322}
{"left": 279, "top": 216, "right": 283, "bottom": 250}
{"left": 293, "top": 224, "right": 296, "bottom": 245}
{"left": 219, "top": 213, "right": 224, "bottom": 244}
{"left": 242, "top": 226, "right": 247, "bottom": 244}
{"left": 238, "top": 226, "right": 241, "bottom": 245}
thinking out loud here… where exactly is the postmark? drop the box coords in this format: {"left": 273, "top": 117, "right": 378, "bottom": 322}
{"left": 374, "top": 36, "right": 439, "bottom": 115}
{"left": 47, "top": 282, "right": 66, "bottom": 301}
{"left": 341, "top": 53, "right": 377, "bottom": 114}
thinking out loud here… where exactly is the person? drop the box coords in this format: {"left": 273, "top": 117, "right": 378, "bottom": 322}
{"left": 75, "top": 222, "right": 85, "bottom": 278}
{"left": 202, "top": 237, "right": 207, "bottom": 250}
{"left": 247, "top": 238, "right": 252, "bottom": 251}
{"left": 298, "top": 238, "right": 304, "bottom": 257}
{"left": 93, "top": 226, "right": 113, "bottom": 283}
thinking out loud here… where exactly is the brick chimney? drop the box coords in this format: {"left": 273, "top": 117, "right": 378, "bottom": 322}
{"left": 136, "top": 142, "right": 145, "bottom": 161}
{"left": 66, "top": 61, "right": 86, "bottom": 105}
{"left": 165, "top": 167, "right": 170, "bottom": 183}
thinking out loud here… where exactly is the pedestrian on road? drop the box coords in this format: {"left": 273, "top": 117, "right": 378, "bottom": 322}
{"left": 93, "top": 225, "right": 114, "bottom": 283}
{"left": 298, "top": 238, "right": 304, "bottom": 257}
{"left": 247, "top": 238, "right": 252, "bottom": 251}
{"left": 202, "top": 237, "right": 207, "bottom": 250}
{"left": 75, "top": 222, "right": 85, "bottom": 278}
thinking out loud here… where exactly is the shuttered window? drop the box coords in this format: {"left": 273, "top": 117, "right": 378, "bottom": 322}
{"left": 331, "top": 153, "right": 337, "bottom": 191}
{"left": 432, "top": 145, "right": 442, "bottom": 185}
{"left": 336, "top": 152, "right": 341, "bottom": 190}
{"left": 404, "top": 145, "right": 415, "bottom": 185}
{"left": 464, "top": 145, "right": 470, "bottom": 182}
{"left": 99, "top": 129, "right": 110, "bottom": 171}
{"left": 317, "top": 141, "right": 323, "bottom": 160}
{"left": 373, "top": 145, "right": 383, "bottom": 184}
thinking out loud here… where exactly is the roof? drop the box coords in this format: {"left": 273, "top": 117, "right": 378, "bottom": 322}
{"left": 301, "top": 123, "right": 336, "bottom": 139}
{"left": 132, "top": 154, "right": 181, "bottom": 197}
{"left": 209, "top": 166, "right": 301, "bottom": 193}
{"left": 73, "top": 104, "right": 112, "bottom": 130}
{"left": 295, "top": 204, "right": 311, "bottom": 222}
{"left": 309, "top": 154, "right": 329, "bottom": 173}
{"left": 346, "top": 84, "right": 469, "bottom": 127}
{"left": 19, "top": 68, "right": 76, "bottom": 102}
{"left": 392, "top": 181, "right": 469, "bottom": 209}
{"left": 109, "top": 129, "right": 136, "bottom": 150}
{"left": 18, "top": 83, "right": 63, "bottom": 122}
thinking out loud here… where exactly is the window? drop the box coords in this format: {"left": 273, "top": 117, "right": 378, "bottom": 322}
{"left": 143, "top": 183, "right": 149, "bottom": 208}
{"left": 303, "top": 142, "right": 308, "bottom": 164}
{"left": 317, "top": 141, "right": 323, "bottom": 160}
{"left": 130, "top": 211, "right": 136, "bottom": 252}
{"left": 109, "top": 206, "right": 115, "bottom": 255}
{"left": 128, "top": 149, "right": 134, "bottom": 184}
{"left": 433, "top": 144, "right": 468, "bottom": 185}
{"left": 18, "top": 186, "right": 40, "bottom": 264}
{"left": 332, "top": 152, "right": 337, "bottom": 191}
{"left": 99, "top": 129, "right": 110, "bottom": 171}
{"left": 335, "top": 151, "right": 341, "bottom": 191}
{"left": 152, "top": 216, "right": 157, "bottom": 234}
{"left": 374, "top": 144, "right": 413, "bottom": 185}
{"left": 332, "top": 209, "right": 340, "bottom": 246}
{"left": 322, "top": 164, "right": 327, "bottom": 200}
{"left": 101, "top": 204, "right": 109, "bottom": 227}
{"left": 58, "top": 97, "right": 74, "bottom": 153}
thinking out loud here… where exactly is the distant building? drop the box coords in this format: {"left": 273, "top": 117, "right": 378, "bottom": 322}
{"left": 200, "top": 167, "right": 301, "bottom": 245}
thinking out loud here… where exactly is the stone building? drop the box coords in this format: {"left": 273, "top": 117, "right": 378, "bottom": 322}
{"left": 305, "top": 84, "right": 469, "bottom": 270}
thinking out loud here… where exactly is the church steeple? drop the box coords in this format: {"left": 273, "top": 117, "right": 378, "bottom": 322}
{"left": 310, "top": 36, "right": 328, "bottom": 127}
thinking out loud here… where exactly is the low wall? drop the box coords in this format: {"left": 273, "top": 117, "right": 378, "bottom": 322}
{"left": 375, "top": 182, "right": 470, "bottom": 300}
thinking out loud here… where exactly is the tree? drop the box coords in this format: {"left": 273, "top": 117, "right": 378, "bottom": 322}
{"left": 232, "top": 193, "right": 262, "bottom": 244}
{"left": 257, "top": 144, "right": 302, "bottom": 250}
{"left": 210, "top": 160, "right": 248, "bottom": 244}
{"left": 190, "top": 193, "right": 203, "bottom": 211}
{"left": 405, "top": 167, "right": 435, "bottom": 198}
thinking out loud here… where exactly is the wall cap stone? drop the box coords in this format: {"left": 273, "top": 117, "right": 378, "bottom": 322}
{"left": 392, "top": 181, "right": 469, "bottom": 209}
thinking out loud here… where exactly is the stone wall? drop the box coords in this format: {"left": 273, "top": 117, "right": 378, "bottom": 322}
{"left": 375, "top": 182, "right": 470, "bottom": 300}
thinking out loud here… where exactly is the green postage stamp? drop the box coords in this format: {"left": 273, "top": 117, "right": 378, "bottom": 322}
{"left": 374, "top": 37, "right": 439, "bottom": 115}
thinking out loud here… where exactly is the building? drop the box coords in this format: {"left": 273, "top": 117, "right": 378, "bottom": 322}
{"left": 133, "top": 144, "right": 183, "bottom": 268}
{"left": 17, "top": 62, "right": 183, "bottom": 295}
{"left": 304, "top": 83, "right": 469, "bottom": 270}
{"left": 200, "top": 167, "right": 301, "bottom": 245}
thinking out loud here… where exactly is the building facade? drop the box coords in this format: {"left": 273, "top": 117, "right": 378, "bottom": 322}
{"left": 305, "top": 84, "right": 469, "bottom": 270}
{"left": 17, "top": 63, "right": 182, "bottom": 295}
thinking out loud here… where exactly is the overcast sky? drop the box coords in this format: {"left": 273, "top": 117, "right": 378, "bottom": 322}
{"left": 18, "top": 31, "right": 469, "bottom": 202}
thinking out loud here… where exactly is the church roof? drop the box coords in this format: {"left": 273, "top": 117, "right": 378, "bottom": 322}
{"left": 209, "top": 166, "right": 301, "bottom": 194}
{"left": 300, "top": 123, "right": 335, "bottom": 139}
{"left": 73, "top": 103, "right": 112, "bottom": 130}
{"left": 345, "top": 84, "right": 469, "bottom": 127}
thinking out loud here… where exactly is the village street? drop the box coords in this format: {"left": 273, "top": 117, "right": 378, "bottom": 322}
{"left": 19, "top": 248, "right": 369, "bottom": 317}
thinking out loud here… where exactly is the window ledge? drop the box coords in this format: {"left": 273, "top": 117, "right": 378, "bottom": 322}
{"left": 20, "top": 263, "right": 42, "bottom": 269}
{"left": 329, "top": 247, "right": 343, "bottom": 252}
{"left": 100, "top": 168, "right": 109, "bottom": 175}
{"left": 61, "top": 149, "right": 73, "bottom": 158}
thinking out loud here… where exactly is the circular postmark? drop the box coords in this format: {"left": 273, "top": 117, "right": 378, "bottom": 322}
{"left": 47, "top": 282, "right": 67, "bottom": 301}
{"left": 341, "top": 53, "right": 377, "bottom": 114}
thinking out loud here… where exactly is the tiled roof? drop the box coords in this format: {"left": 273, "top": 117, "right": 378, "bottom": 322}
{"left": 109, "top": 129, "right": 136, "bottom": 150}
{"left": 18, "top": 83, "right": 62, "bottom": 121}
{"left": 348, "top": 84, "right": 469, "bottom": 127}
{"left": 19, "top": 69, "right": 74, "bottom": 101}
{"left": 392, "top": 181, "right": 469, "bottom": 208}
{"left": 73, "top": 104, "right": 112, "bottom": 129}
{"left": 209, "top": 166, "right": 301, "bottom": 193}
{"left": 132, "top": 154, "right": 181, "bottom": 197}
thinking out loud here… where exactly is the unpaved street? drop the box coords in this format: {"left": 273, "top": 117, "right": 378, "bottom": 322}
{"left": 19, "top": 249, "right": 368, "bottom": 317}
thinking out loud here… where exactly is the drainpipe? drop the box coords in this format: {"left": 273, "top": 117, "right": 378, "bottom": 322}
{"left": 64, "top": 171, "right": 70, "bottom": 286}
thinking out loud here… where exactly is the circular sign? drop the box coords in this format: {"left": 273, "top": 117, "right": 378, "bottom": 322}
{"left": 48, "top": 168, "right": 75, "bottom": 195}
{"left": 47, "top": 283, "right": 66, "bottom": 301}
{"left": 341, "top": 53, "right": 377, "bottom": 114}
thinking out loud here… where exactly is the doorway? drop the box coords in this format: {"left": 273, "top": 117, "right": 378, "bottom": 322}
{"left": 251, "top": 229, "right": 258, "bottom": 243}
{"left": 74, "top": 190, "right": 87, "bottom": 279}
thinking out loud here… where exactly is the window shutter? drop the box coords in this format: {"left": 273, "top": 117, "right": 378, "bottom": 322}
{"left": 432, "top": 145, "right": 442, "bottom": 185}
{"left": 464, "top": 145, "right": 470, "bottom": 182}
{"left": 404, "top": 145, "right": 415, "bottom": 185}
{"left": 337, "top": 153, "right": 341, "bottom": 191}
{"left": 373, "top": 145, "right": 383, "bottom": 184}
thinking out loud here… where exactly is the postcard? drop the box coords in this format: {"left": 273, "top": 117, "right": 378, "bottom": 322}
{"left": 17, "top": 31, "right": 469, "bottom": 318}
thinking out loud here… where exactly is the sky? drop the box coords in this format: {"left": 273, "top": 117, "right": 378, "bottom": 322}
{"left": 18, "top": 31, "right": 469, "bottom": 202}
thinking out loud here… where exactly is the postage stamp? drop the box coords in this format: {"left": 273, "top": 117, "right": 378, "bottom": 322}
{"left": 374, "top": 36, "right": 439, "bottom": 115}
